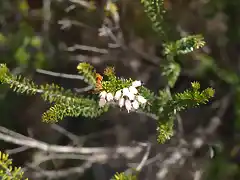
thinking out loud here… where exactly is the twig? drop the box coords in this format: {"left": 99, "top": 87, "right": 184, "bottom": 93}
{"left": 0, "top": 126, "right": 34, "bottom": 141}
{"left": 36, "top": 69, "right": 85, "bottom": 80}
{"left": 28, "top": 152, "right": 104, "bottom": 167}
{"left": 50, "top": 124, "right": 80, "bottom": 144}
{"left": 28, "top": 160, "right": 94, "bottom": 179}
{"left": 58, "top": 19, "right": 92, "bottom": 29}
{"left": 67, "top": 44, "right": 108, "bottom": 54}
{"left": 123, "top": 144, "right": 151, "bottom": 177}
{"left": 5, "top": 146, "right": 30, "bottom": 155}
{"left": 73, "top": 85, "right": 93, "bottom": 93}
{"left": 136, "top": 144, "right": 151, "bottom": 171}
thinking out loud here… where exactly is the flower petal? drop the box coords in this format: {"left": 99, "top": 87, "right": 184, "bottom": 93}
{"left": 128, "top": 92, "right": 135, "bottom": 101}
{"left": 122, "top": 88, "right": 130, "bottom": 96}
{"left": 99, "top": 98, "right": 106, "bottom": 107}
{"left": 129, "top": 86, "right": 138, "bottom": 94}
{"left": 132, "top": 80, "right": 142, "bottom": 87}
{"left": 132, "top": 100, "right": 139, "bottom": 110}
{"left": 119, "top": 97, "right": 125, "bottom": 108}
{"left": 106, "top": 92, "right": 114, "bottom": 102}
{"left": 125, "top": 99, "right": 132, "bottom": 113}
{"left": 99, "top": 91, "right": 107, "bottom": 98}
{"left": 114, "top": 90, "right": 122, "bottom": 100}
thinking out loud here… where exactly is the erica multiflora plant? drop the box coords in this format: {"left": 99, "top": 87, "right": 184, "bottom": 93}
{"left": 0, "top": 1, "right": 213, "bottom": 144}
{"left": 0, "top": 61, "right": 214, "bottom": 143}
{"left": 0, "top": 0, "right": 215, "bottom": 179}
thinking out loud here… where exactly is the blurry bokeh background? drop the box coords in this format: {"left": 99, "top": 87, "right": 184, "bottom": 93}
{"left": 0, "top": 0, "right": 239, "bottom": 179}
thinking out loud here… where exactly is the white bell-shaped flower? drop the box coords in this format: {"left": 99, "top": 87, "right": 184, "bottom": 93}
{"left": 122, "top": 87, "right": 135, "bottom": 100}
{"left": 125, "top": 99, "right": 132, "bottom": 113}
{"left": 99, "top": 98, "right": 106, "bottom": 107}
{"left": 99, "top": 91, "right": 107, "bottom": 99}
{"left": 129, "top": 86, "right": 138, "bottom": 95}
{"left": 128, "top": 92, "right": 135, "bottom": 101}
{"left": 106, "top": 92, "right": 114, "bottom": 102}
{"left": 122, "top": 87, "right": 130, "bottom": 96}
{"left": 119, "top": 97, "right": 125, "bottom": 108}
{"left": 137, "top": 95, "right": 147, "bottom": 104}
{"left": 132, "top": 80, "right": 142, "bottom": 88}
{"left": 132, "top": 100, "right": 139, "bottom": 110}
{"left": 114, "top": 90, "right": 122, "bottom": 100}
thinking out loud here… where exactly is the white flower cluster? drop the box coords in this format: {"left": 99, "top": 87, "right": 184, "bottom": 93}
{"left": 98, "top": 80, "right": 147, "bottom": 112}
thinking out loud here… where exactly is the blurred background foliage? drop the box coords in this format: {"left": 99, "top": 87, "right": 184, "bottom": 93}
{"left": 0, "top": 0, "right": 240, "bottom": 179}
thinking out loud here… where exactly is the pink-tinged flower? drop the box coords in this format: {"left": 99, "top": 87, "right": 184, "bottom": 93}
{"left": 99, "top": 98, "right": 106, "bottom": 107}
{"left": 132, "top": 100, "right": 139, "bottom": 110}
{"left": 137, "top": 95, "right": 147, "bottom": 104}
{"left": 114, "top": 90, "right": 122, "bottom": 100}
{"left": 119, "top": 97, "right": 125, "bottom": 108}
{"left": 129, "top": 86, "right": 138, "bottom": 94}
{"left": 132, "top": 80, "right": 142, "bottom": 88}
{"left": 106, "top": 92, "right": 114, "bottom": 102}
{"left": 125, "top": 99, "right": 132, "bottom": 113}
{"left": 99, "top": 91, "right": 107, "bottom": 99}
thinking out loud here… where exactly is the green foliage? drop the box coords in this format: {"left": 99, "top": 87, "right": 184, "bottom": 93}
{"left": 140, "top": 0, "right": 166, "bottom": 37}
{"left": 0, "top": 0, "right": 215, "bottom": 147}
{"left": 112, "top": 172, "right": 138, "bottom": 180}
{"left": 0, "top": 151, "right": 28, "bottom": 180}
{"left": 101, "top": 72, "right": 133, "bottom": 93}
{"left": 173, "top": 82, "right": 214, "bottom": 108}
{"left": 157, "top": 119, "right": 174, "bottom": 143}
{"left": 155, "top": 82, "right": 214, "bottom": 143}
{"left": 0, "top": 1, "right": 46, "bottom": 68}
{"left": 138, "top": 76, "right": 214, "bottom": 143}
{"left": 0, "top": 0, "right": 219, "bottom": 179}
{"left": 164, "top": 35, "right": 206, "bottom": 56}
{"left": 0, "top": 64, "right": 108, "bottom": 123}
{"left": 159, "top": 82, "right": 214, "bottom": 117}
{"left": 0, "top": 62, "right": 214, "bottom": 143}
{"left": 161, "top": 35, "right": 206, "bottom": 88}
{"left": 77, "top": 62, "right": 97, "bottom": 86}
{"left": 161, "top": 62, "right": 180, "bottom": 88}
{"left": 18, "top": 0, "right": 29, "bottom": 16}
{"left": 42, "top": 99, "right": 108, "bottom": 123}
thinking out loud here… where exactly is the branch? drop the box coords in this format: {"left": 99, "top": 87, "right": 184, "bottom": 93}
{"left": 28, "top": 161, "right": 93, "bottom": 179}
{"left": 67, "top": 44, "right": 108, "bottom": 54}
{"left": 0, "top": 126, "right": 142, "bottom": 155}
